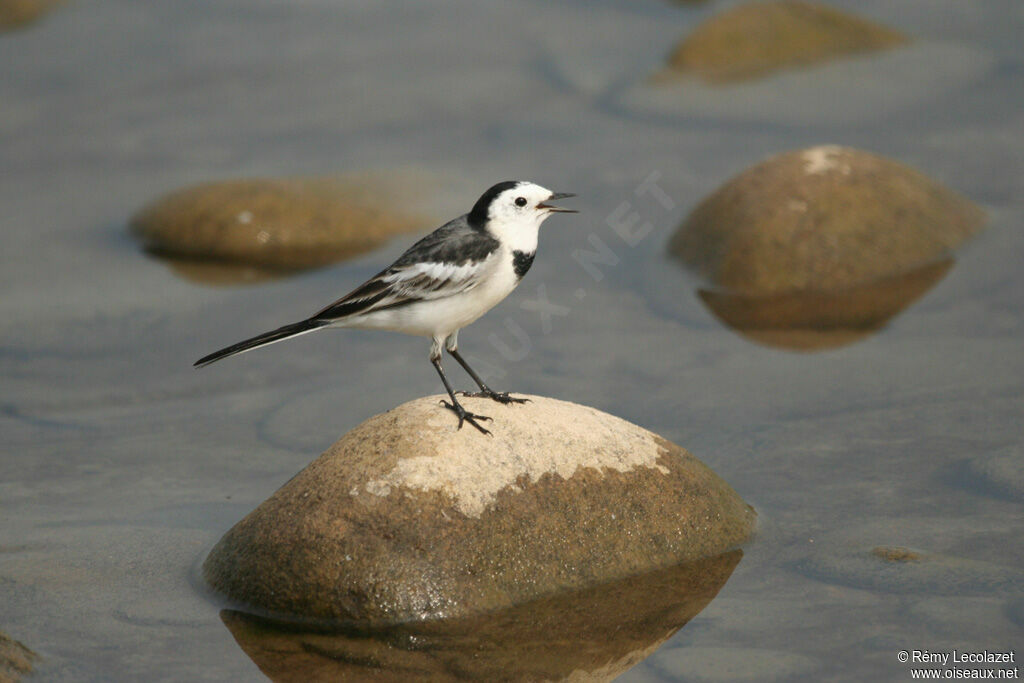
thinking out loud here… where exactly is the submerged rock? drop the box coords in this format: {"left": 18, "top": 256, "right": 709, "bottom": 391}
{"left": 624, "top": 42, "right": 994, "bottom": 128}
{"left": 221, "top": 550, "right": 742, "bottom": 682}
{"left": 0, "top": 630, "right": 35, "bottom": 683}
{"left": 204, "top": 395, "right": 756, "bottom": 624}
{"left": 796, "top": 545, "right": 1024, "bottom": 596}
{"left": 871, "top": 546, "right": 924, "bottom": 563}
{"left": 130, "top": 175, "right": 429, "bottom": 271}
{"left": 660, "top": 1, "right": 908, "bottom": 83}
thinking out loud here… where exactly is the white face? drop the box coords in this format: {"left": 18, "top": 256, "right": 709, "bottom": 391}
{"left": 484, "top": 182, "right": 561, "bottom": 252}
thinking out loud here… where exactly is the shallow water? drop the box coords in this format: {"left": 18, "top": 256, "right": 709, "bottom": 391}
{"left": 2, "top": 1, "right": 1022, "bottom": 681}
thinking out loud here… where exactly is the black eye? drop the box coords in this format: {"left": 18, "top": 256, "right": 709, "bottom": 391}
{"left": 514, "top": 197, "right": 527, "bottom": 207}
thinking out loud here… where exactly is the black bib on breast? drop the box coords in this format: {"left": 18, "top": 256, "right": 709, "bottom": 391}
{"left": 512, "top": 250, "right": 536, "bottom": 279}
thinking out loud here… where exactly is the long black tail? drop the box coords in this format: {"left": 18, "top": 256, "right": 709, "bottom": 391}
{"left": 194, "top": 318, "right": 327, "bottom": 368}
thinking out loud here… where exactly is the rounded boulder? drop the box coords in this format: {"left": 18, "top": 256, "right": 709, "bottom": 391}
{"left": 130, "top": 175, "right": 428, "bottom": 270}
{"left": 203, "top": 395, "right": 756, "bottom": 624}
{"left": 669, "top": 145, "right": 985, "bottom": 295}
{"left": 661, "top": 0, "right": 908, "bottom": 83}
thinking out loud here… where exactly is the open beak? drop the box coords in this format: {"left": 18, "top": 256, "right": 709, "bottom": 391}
{"left": 538, "top": 192, "right": 578, "bottom": 213}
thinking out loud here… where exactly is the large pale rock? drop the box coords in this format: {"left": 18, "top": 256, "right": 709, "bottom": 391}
{"left": 661, "top": 1, "right": 908, "bottom": 83}
{"left": 130, "top": 175, "right": 428, "bottom": 271}
{"left": 204, "top": 395, "right": 756, "bottom": 624}
{"left": 220, "top": 550, "right": 742, "bottom": 682}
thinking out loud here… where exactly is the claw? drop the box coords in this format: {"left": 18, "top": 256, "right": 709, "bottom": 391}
{"left": 458, "top": 389, "right": 529, "bottom": 405}
{"left": 441, "top": 400, "right": 493, "bottom": 435}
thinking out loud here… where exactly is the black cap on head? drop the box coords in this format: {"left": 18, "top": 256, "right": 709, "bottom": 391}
{"left": 468, "top": 180, "right": 520, "bottom": 229}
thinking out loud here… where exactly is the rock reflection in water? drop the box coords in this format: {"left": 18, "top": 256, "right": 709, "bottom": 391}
{"left": 697, "top": 258, "right": 953, "bottom": 351}
{"left": 158, "top": 257, "right": 310, "bottom": 287}
{"left": 220, "top": 550, "right": 742, "bottom": 682}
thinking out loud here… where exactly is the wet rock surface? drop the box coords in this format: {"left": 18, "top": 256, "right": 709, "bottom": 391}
{"left": 220, "top": 550, "right": 742, "bottom": 682}
{"left": 669, "top": 145, "right": 984, "bottom": 349}
{"left": 130, "top": 175, "right": 429, "bottom": 271}
{"left": 661, "top": 0, "right": 908, "bottom": 83}
{"left": 203, "top": 395, "right": 756, "bottom": 624}
{"left": 670, "top": 145, "right": 984, "bottom": 295}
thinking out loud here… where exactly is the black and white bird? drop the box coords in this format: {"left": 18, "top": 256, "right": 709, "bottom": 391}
{"left": 195, "top": 180, "right": 576, "bottom": 434}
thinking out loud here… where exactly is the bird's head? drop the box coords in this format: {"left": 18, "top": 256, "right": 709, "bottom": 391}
{"left": 468, "top": 181, "right": 576, "bottom": 247}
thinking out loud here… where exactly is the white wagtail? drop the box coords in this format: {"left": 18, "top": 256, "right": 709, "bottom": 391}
{"left": 195, "top": 181, "right": 576, "bottom": 434}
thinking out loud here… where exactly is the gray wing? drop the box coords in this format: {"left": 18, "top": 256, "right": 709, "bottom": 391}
{"left": 312, "top": 215, "right": 500, "bottom": 322}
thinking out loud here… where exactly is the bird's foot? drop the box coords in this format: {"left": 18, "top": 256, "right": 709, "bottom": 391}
{"left": 441, "top": 400, "right": 493, "bottom": 435}
{"left": 458, "top": 388, "right": 529, "bottom": 405}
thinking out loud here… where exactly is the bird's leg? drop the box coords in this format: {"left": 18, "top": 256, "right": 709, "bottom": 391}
{"left": 431, "top": 347, "right": 492, "bottom": 435}
{"left": 445, "top": 339, "right": 528, "bottom": 405}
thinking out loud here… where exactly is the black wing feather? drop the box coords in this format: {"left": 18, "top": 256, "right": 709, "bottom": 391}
{"left": 313, "top": 215, "right": 499, "bottom": 321}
